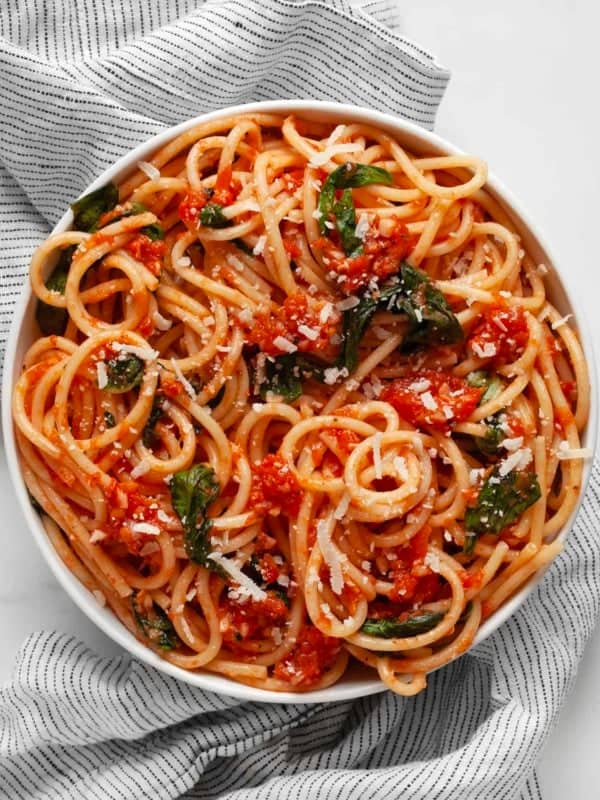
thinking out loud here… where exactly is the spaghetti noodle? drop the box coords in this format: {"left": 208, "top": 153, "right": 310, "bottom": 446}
{"left": 13, "top": 113, "right": 591, "bottom": 695}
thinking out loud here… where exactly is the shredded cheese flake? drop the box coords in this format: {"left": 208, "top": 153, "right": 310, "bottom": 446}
{"left": 557, "top": 441, "right": 593, "bottom": 460}
{"left": 273, "top": 335, "right": 298, "bottom": 354}
{"left": 551, "top": 314, "right": 573, "bottom": 330}
{"left": 334, "top": 492, "right": 351, "bottom": 520}
{"left": 131, "top": 459, "right": 151, "bottom": 479}
{"left": 170, "top": 358, "right": 196, "bottom": 398}
{"left": 252, "top": 235, "right": 267, "bottom": 256}
{"left": 131, "top": 522, "right": 160, "bottom": 535}
{"left": 297, "top": 324, "right": 319, "bottom": 341}
{"left": 498, "top": 448, "right": 533, "bottom": 477}
{"left": 316, "top": 516, "right": 344, "bottom": 595}
{"left": 208, "top": 553, "right": 268, "bottom": 601}
{"left": 96, "top": 361, "right": 108, "bottom": 389}
{"left": 89, "top": 529, "right": 107, "bottom": 544}
{"left": 335, "top": 295, "right": 360, "bottom": 312}
{"left": 113, "top": 342, "right": 158, "bottom": 361}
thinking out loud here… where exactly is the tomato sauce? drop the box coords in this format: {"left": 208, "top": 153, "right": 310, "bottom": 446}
{"left": 219, "top": 593, "right": 289, "bottom": 646}
{"left": 124, "top": 234, "right": 166, "bottom": 276}
{"left": 468, "top": 304, "right": 528, "bottom": 363}
{"left": 314, "top": 218, "right": 416, "bottom": 294}
{"left": 381, "top": 370, "right": 483, "bottom": 430}
{"left": 273, "top": 624, "right": 341, "bottom": 686}
{"left": 103, "top": 482, "right": 161, "bottom": 555}
{"left": 246, "top": 292, "right": 340, "bottom": 357}
{"left": 250, "top": 453, "right": 303, "bottom": 517}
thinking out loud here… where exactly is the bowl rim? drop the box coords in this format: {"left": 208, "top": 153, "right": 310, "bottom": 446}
{"left": 2, "top": 98, "right": 597, "bottom": 704}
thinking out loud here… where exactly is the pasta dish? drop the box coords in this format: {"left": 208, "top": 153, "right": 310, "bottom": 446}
{"left": 13, "top": 112, "right": 591, "bottom": 695}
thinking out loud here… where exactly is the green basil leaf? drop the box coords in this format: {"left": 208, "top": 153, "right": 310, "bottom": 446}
{"left": 463, "top": 467, "right": 541, "bottom": 552}
{"left": 393, "top": 263, "right": 464, "bottom": 351}
{"left": 170, "top": 464, "right": 222, "bottom": 573}
{"left": 103, "top": 411, "right": 116, "bottom": 429}
{"left": 35, "top": 245, "right": 76, "bottom": 335}
{"left": 234, "top": 237, "right": 254, "bottom": 256}
{"left": 142, "top": 396, "right": 164, "bottom": 447}
{"left": 338, "top": 262, "right": 462, "bottom": 373}
{"left": 207, "top": 384, "right": 226, "bottom": 409}
{"left": 71, "top": 182, "right": 119, "bottom": 232}
{"left": 131, "top": 591, "right": 179, "bottom": 651}
{"left": 104, "top": 355, "right": 144, "bottom": 393}
{"left": 361, "top": 610, "right": 444, "bottom": 638}
{"left": 200, "top": 203, "right": 231, "bottom": 228}
{"left": 474, "top": 412, "right": 505, "bottom": 455}
{"left": 333, "top": 188, "right": 363, "bottom": 256}
{"left": 318, "top": 163, "right": 393, "bottom": 235}
{"left": 259, "top": 354, "right": 326, "bottom": 403}
{"left": 140, "top": 223, "right": 164, "bottom": 241}
{"left": 467, "top": 370, "right": 503, "bottom": 405}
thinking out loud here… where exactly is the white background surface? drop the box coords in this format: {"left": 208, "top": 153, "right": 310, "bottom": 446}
{"left": 0, "top": 1, "right": 599, "bottom": 797}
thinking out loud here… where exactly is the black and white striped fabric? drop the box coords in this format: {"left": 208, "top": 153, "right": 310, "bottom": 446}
{"left": 0, "top": 3, "right": 598, "bottom": 799}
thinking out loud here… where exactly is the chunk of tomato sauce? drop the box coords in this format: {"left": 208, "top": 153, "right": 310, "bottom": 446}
{"left": 124, "top": 234, "right": 166, "bottom": 276}
{"left": 381, "top": 370, "right": 483, "bottom": 430}
{"left": 219, "top": 592, "right": 289, "bottom": 646}
{"left": 313, "top": 219, "right": 416, "bottom": 294}
{"left": 468, "top": 304, "right": 528, "bottom": 363}
{"left": 246, "top": 291, "right": 340, "bottom": 356}
{"left": 178, "top": 191, "right": 209, "bottom": 226}
{"left": 103, "top": 481, "right": 161, "bottom": 555}
{"left": 212, "top": 165, "right": 242, "bottom": 207}
{"left": 249, "top": 453, "right": 303, "bottom": 517}
{"left": 273, "top": 624, "right": 341, "bottom": 686}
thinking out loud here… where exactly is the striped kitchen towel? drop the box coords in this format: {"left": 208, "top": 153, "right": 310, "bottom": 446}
{"left": 0, "top": 2, "right": 598, "bottom": 800}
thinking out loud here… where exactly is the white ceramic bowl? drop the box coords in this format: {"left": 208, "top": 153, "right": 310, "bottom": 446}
{"left": 2, "top": 100, "right": 597, "bottom": 703}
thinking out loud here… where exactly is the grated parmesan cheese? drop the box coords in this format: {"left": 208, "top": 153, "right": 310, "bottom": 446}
{"left": 472, "top": 341, "right": 497, "bottom": 359}
{"left": 96, "top": 361, "right": 108, "bottom": 389}
{"left": 335, "top": 295, "right": 360, "bottom": 312}
{"left": 316, "top": 515, "right": 344, "bottom": 595}
{"left": 137, "top": 160, "right": 160, "bottom": 180}
{"left": 170, "top": 358, "right": 196, "bottom": 398}
{"left": 89, "top": 529, "right": 107, "bottom": 544}
{"left": 253, "top": 235, "right": 267, "bottom": 256}
{"left": 298, "top": 324, "right": 319, "bottom": 341}
{"left": 273, "top": 335, "right": 297, "bottom": 354}
{"left": 498, "top": 448, "right": 532, "bottom": 477}
{"left": 131, "top": 522, "right": 160, "bottom": 535}
{"left": 113, "top": 342, "right": 158, "bottom": 361}
{"left": 323, "top": 366, "right": 349, "bottom": 385}
{"left": 208, "top": 553, "right": 267, "bottom": 601}
{"left": 421, "top": 391, "right": 438, "bottom": 411}
{"left": 355, "top": 213, "right": 370, "bottom": 241}
{"left": 319, "top": 302, "right": 334, "bottom": 324}
{"left": 556, "top": 441, "right": 593, "bottom": 460}
{"left": 139, "top": 541, "right": 160, "bottom": 557}
{"left": 501, "top": 436, "right": 523, "bottom": 452}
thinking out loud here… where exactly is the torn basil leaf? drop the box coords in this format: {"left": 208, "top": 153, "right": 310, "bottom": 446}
{"left": 234, "top": 238, "right": 254, "bottom": 256}
{"left": 463, "top": 467, "right": 541, "bottom": 553}
{"left": 333, "top": 188, "right": 362, "bottom": 256}
{"left": 170, "top": 464, "right": 222, "bottom": 573}
{"left": 361, "top": 610, "right": 444, "bottom": 638}
{"left": 103, "top": 411, "right": 116, "bottom": 429}
{"left": 71, "top": 182, "right": 119, "bottom": 232}
{"left": 393, "top": 263, "right": 464, "bottom": 351}
{"left": 131, "top": 592, "right": 179, "bottom": 651}
{"left": 467, "top": 370, "right": 503, "bottom": 405}
{"left": 142, "top": 396, "right": 164, "bottom": 447}
{"left": 104, "top": 355, "right": 144, "bottom": 393}
{"left": 475, "top": 413, "right": 505, "bottom": 455}
{"left": 318, "top": 163, "right": 392, "bottom": 236}
{"left": 200, "top": 203, "right": 230, "bottom": 228}
{"left": 338, "top": 262, "right": 463, "bottom": 373}
{"left": 259, "top": 354, "right": 326, "bottom": 403}
{"left": 35, "top": 245, "right": 75, "bottom": 335}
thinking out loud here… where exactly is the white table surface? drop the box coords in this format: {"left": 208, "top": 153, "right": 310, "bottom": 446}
{"left": 1, "top": 1, "right": 599, "bottom": 797}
